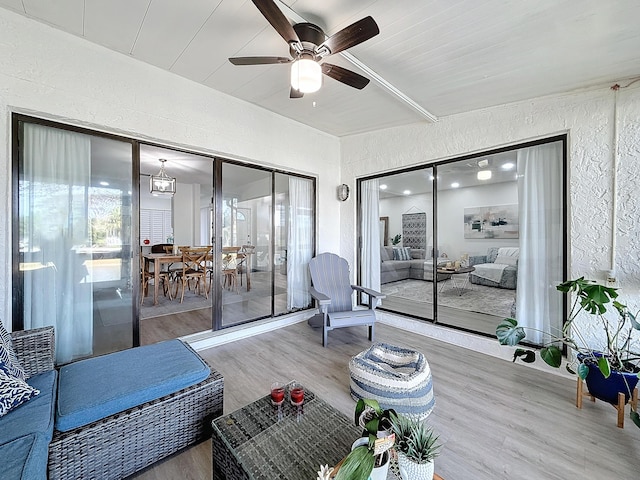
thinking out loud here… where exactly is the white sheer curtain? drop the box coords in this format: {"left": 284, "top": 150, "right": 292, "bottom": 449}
{"left": 361, "top": 179, "right": 381, "bottom": 303}
{"left": 200, "top": 206, "right": 211, "bottom": 245}
{"left": 22, "top": 123, "right": 93, "bottom": 363}
{"left": 516, "top": 141, "right": 564, "bottom": 344}
{"left": 287, "top": 176, "right": 313, "bottom": 309}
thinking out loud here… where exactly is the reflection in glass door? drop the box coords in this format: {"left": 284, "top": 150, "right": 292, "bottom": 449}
{"left": 435, "top": 156, "right": 521, "bottom": 335}
{"left": 221, "top": 163, "right": 273, "bottom": 327}
{"left": 16, "top": 120, "right": 134, "bottom": 362}
{"left": 363, "top": 170, "right": 435, "bottom": 321}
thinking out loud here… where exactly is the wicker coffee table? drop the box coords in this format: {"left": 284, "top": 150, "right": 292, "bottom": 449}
{"left": 212, "top": 386, "right": 443, "bottom": 479}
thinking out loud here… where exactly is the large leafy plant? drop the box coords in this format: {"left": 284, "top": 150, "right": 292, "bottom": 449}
{"left": 496, "top": 277, "right": 640, "bottom": 427}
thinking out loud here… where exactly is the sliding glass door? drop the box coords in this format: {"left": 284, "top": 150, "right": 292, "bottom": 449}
{"left": 360, "top": 170, "right": 435, "bottom": 320}
{"left": 13, "top": 116, "right": 317, "bottom": 356}
{"left": 15, "top": 118, "right": 135, "bottom": 363}
{"left": 220, "top": 163, "right": 272, "bottom": 327}
{"left": 218, "top": 165, "right": 315, "bottom": 327}
{"left": 359, "top": 137, "right": 566, "bottom": 343}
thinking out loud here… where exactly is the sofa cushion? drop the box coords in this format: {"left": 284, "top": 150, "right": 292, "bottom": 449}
{"left": 0, "top": 370, "right": 57, "bottom": 444}
{"left": 495, "top": 254, "right": 518, "bottom": 266}
{"left": 0, "top": 369, "right": 56, "bottom": 480}
{"left": 0, "top": 323, "right": 26, "bottom": 381}
{"left": 495, "top": 247, "right": 519, "bottom": 266}
{"left": 380, "top": 246, "right": 391, "bottom": 262}
{"left": 486, "top": 247, "right": 500, "bottom": 263}
{"left": 0, "top": 434, "right": 49, "bottom": 480}
{"left": 56, "top": 339, "right": 210, "bottom": 432}
{"left": 410, "top": 248, "right": 426, "bottom": 259}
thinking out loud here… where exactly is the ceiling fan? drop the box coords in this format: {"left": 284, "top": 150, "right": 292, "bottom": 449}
{"left": 229, "top": 0, "right": 379, "bottom": 98}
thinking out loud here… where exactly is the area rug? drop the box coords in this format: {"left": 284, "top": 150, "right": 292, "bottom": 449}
{"left": 381, "top": 279, "right": 515, "bottom": 318}
{"left": 140, "top": 271, "right": 287, "bottom": 319}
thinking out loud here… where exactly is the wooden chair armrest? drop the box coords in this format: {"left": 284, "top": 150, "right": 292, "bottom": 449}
{"left": 309, "top": 287, "right": 331, "bottom": 306}
{"left": 351, "top": 285, "right": 386, "bottom": 299}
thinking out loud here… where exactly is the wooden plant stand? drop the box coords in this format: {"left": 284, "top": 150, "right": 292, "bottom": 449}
{"left": 576, "top": 377, "right": 638, "bottom": 428}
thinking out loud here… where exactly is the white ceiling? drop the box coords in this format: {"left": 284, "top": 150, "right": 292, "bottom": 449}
{"left": 3, "top": 0, "right": 639, "bottom": 137}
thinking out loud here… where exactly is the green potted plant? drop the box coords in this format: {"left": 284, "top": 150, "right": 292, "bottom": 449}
{"left": 390, "top": 412, "right": 440, "bottom": 480}
{"left": 335, "top": 399, "right": 395, "bottom": 480}
{"left": 391, "top": 234, "right": 402, "bottom": 246}
{"left": 496, "top": 277, "right": 640, "bottom": 427}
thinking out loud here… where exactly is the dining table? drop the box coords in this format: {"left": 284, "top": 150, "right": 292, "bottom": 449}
{"left": 142, "top": 253, "right": 182, "bottom": 306}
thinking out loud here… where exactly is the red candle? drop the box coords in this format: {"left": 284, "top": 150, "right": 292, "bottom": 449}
{"left": 270, "top": 383, "right": 285, "bottom": 405}
{"left": 290, "top": 386, "right": 304, "bottom": 405}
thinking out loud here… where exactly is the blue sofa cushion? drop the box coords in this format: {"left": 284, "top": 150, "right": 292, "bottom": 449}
{"left": 0, "top": 370, "right": 57, "bottom": 444}
{"left": 0, "top": 434, "right": 49, "bottom": 480}
{"left": 56, "top": 339, "right": 210, "bottom": 432}
{"left": 0, "top": 370, "right": 56, "bottom": 480}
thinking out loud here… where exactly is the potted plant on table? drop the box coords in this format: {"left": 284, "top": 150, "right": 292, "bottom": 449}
{"left": 334, "top": 399, "right": 395, "bottom": 480}
{"left": 390, "top": 412, "right": 440, "bottom": 480}
{"left": 496, "top": 277, "right": 640, "bottom": 428}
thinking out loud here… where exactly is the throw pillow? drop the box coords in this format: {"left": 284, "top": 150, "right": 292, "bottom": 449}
{"left": 0, "top": 370, "right": 39, "bottom": 417}
{"left": 393, "top": 247, "right": 411, "bottom": 261}
{"left": 494, "top": 254, "right": 518, "bottom": 266}
{"left": 0, "top": 323, "right": 26, "bottom": 381}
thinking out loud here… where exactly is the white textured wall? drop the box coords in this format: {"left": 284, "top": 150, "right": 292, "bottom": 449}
{"left": 341, "top": 84, "right": 640, "bottom": 351}
{"left": 0, "top": 9, "right": 340, "bottom": 329}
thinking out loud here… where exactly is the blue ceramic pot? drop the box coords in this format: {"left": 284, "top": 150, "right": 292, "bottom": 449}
{"left": 580, "top": 353, "right": 640, "bottom": 404}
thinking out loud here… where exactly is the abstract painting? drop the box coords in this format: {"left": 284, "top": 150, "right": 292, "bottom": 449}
{"left": 463, "top": 204, "right": 519, "bottom": 239}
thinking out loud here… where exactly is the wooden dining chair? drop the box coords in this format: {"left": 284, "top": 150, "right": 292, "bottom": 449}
{"left": 174, "top": 247, "right": 211, "bottom": 303}
{"left": 221, "top": 250, "right": 239, "bottom": 293}
{"left": 140, "top": 253, "right": 173, "bottom": 305}
{"left": 238, "top": 244, "right": 256, "bottom": 288}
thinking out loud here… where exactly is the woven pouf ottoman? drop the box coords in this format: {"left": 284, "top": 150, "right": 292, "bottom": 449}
{"left": 349, "top": 343, "right": 435, "bottom": 420}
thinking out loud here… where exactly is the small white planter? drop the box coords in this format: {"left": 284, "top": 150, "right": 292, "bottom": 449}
{"left": 351, "top": 437, "right": 391, "bottom": 480}
{"left": 397, "top": 451, "right": 434, "bottom": 480}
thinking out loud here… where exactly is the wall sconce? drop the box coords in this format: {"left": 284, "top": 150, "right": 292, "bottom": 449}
{"left": 150, "top": 158, "right": 176, "bottom": 196}
{"left": 337, "top": 184, "right": 350, "bottom": 201}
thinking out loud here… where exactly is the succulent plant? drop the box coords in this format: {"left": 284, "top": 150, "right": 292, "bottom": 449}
{"left": 390, "top": 412, "right": 440, "bottom": 464}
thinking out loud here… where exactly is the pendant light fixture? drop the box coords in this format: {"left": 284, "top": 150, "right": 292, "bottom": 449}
{"left": 150, "top": 158, "right": 176, "bottom": 196}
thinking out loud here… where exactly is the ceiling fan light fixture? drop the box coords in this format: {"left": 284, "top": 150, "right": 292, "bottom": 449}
{"left": 150, "top": 158, "right": 176, "bottom": 196}
{"left": 291, "top": 58, "right": 322, "bottom": 93}
{"left": 477, "top": 170, "right": 492, "bottom": 181}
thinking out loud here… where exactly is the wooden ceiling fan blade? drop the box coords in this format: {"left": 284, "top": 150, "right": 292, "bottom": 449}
{"left": 252, "top": 0, "right": 300, "bottom": 45}
{"left": 318, "top": 16, "right": 379, "bottom": 56}
{"left": 290, "top": 87, "right": 304, "bottom": 99}
{"left": 229, "top": 56, "right": 291, "bottom": 65}
{"left": 321, "top": 63, "right": 370, "bottom": 90}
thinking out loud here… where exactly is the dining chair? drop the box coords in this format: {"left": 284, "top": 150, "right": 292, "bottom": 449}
{"left": 174, "top": 247, "right": 211, "bottom": 303}
{"left": 238, "top": 244, "right": 256, "bottom": 288}
{"left": 221, "top": 250, "right": 239, "bottom": 293}
{"left": 140, "top": 252, "right": 173, "bottom": 305}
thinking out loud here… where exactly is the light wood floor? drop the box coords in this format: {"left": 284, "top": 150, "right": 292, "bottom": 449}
{"left": 132, "top": 320, "right": 640, "bottom": 480}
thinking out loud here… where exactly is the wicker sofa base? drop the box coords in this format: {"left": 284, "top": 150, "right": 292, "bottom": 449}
{"left": 48, "top": 368, "right": 224, "bottom": 480}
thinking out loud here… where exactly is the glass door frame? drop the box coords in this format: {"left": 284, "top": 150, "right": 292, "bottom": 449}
{"left": 11, "top": 113, "right": 141, "bottom": 346}
{"left": 12, "top": 114, "right": 318, "bottom": 344}
{"left": 356, "top": 134, "right": 569, "bottom": 338}
{"left": 213, "top": 158, "right": 317, "bottom": 331}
